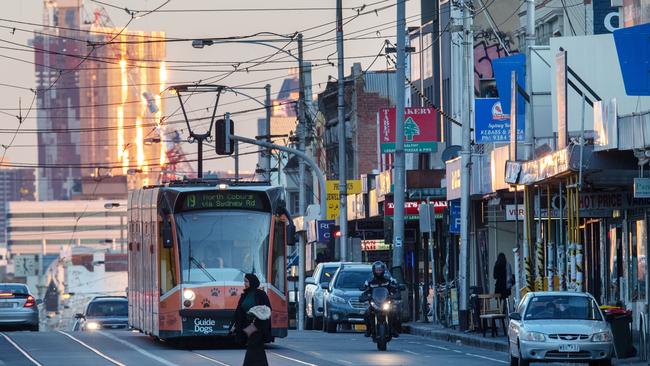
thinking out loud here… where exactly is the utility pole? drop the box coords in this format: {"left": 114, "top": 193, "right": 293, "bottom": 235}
{"left": 458, "top": 0, "right": 474, "bottom": 326}
{"left": 264, "top": 84, "right": 272, "bottom": 181}
{"left": 392, "top": 0, "right": 406, "bottom": 277}
{"left": 524, "top": 0, "right": 535, "bottom": 160}
{"left": 296, "top": 33, "right": 306, "bottom": 332}
{"left": 336, "top": 0, "right": 348, "bottom": 261}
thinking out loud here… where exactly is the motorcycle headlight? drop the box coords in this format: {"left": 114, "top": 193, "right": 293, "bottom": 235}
{"left": 329, "top": 295, "right": 346, "bottom": 305}
{"left": 523, "top": 331, "right": 546, "bottom": 342}
{"left": 382, "top": 302, "right": 391, "bottom": 311}
{"left": 183, "top": 289, "right": 196, "bottom": 301}
{"left": 592, "top": 331, "right": 612, "bottom": 342}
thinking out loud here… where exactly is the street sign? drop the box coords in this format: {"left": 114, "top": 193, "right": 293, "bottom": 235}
{"left": 379, "top": 107, "right": 439, "bottom": 153}
{"left": 418, "top": 203, "right": 436, "bottom": 233}
{"left": 449, "top": 200, "right": 461, "bottom": 234}
{"left": 505, "top": 204, "right": 526, "bottom": 221}
{"left": 316, "top": 220, "right": 334, "bottom": 242}
{"left": 634, "top": 178, "right": 650, "bottom": 198}
{"left": 394, "top": 236, "right": 403, "bottom": 248}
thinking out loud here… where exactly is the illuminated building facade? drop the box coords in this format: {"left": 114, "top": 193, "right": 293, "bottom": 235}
{"left": 79, "top": 25, "right": 167, "bottom": 194}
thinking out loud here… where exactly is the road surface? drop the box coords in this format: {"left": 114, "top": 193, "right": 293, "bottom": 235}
{"left": 0, "top": 329, "right": 511, "bottom": 366}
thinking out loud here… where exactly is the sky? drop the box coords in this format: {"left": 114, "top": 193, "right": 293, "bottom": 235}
{"left": 0, "top": 0, "right": 421, "bottom": 175}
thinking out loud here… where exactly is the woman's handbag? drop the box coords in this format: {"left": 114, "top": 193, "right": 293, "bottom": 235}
{"left": 243, "top": 319, "right": 258, "bottom": 337}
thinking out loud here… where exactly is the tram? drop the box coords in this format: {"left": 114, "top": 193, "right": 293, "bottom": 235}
{"left": 127, "top": 180, "right": 295, "bottom": 340}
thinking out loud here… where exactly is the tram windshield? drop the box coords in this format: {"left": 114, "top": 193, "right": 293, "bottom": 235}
{"left": 175, "top": 210, "right": 270, "bottom": 284}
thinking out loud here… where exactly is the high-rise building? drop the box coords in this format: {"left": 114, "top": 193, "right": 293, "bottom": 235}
{"left": 34, "top": 1, "right": 167, "bottom": 200}
{"left": 33, "top": 0, "right": 85, "bottom": 200}
{"left": 79, "top": 22, "right": 167, "bottom": 194}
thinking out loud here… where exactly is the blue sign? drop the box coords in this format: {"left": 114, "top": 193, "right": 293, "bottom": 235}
{"left": 475, "top": 98, "right": 524, "bottom": 143}
{"left": 593, "top": 0, "right": 619, "bottom": 35}
{"left": 614, "top": 23, "right": 650, "bottom": 96}
{"left": 316, "top": 220, "right": 334, "bottom": 242}
{"left": 449, "top": 200, "right": 461, "bottom": 234}
{"left": 492, "top": 54, "right": 526, "bottom": 135}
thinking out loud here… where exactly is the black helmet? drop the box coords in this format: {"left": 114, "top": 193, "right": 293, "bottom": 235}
{"left": 372, "top": 261, "right": 386, "bottom": 280}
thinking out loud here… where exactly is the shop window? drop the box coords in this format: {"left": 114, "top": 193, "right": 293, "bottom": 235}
{"left": 630, "top": 220, "right": 647, "bottom": 302}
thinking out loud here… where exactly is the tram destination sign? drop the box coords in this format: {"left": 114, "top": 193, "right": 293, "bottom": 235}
{"left": 178, "top": 191, "right": 269, "bottom": 212}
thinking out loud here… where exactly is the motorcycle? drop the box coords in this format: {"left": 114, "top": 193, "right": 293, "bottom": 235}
{"left": 361, "top": 287, "right": 393, "bottom": 351}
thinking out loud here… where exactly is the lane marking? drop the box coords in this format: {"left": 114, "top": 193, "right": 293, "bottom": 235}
{"left": 336, "top": 359, "right": 353, "bottom": 365}
{"left": 408, "top": 341, "right": 422, "bottom": 345}
{"left": 57, "top": 331, "right": 125, "bottom": 366}
{"left": 404, "top": 350, "right": 421, "bottom": 356}
{"left": 453, "top": 350, "right": 463, "bottom": 353}
{"left": 465, "top": 353, "right": 509, "bottom": 364}
{"left": 1, "top": 333, "right": 43, "bottom": 366}
{"left": 193, "top": 352, "right": 231, "bottom": 366}
{"left": 271, "top": 352, "right": 318, "bottom": 366}
{"left": 93, "top": 330, "right": 180, "bottom": 366}
{"left": 425, "top": 344, "right": 450, "bottom": 351}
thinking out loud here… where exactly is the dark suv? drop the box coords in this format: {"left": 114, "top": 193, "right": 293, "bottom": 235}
{"left": 321, "top": 263, "right": 372, "bottom": 333}
{"left": 74, "top": 296, "right": 128, "bottom": 331}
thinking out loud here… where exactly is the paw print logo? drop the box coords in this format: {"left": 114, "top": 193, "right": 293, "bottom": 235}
{"left": 211, "top": 288, "right": 221, "bottom": 297}
{"left": 229, "top": 288, "right": 238, "bottom": 297}
{"left": 201, "top": 298, "right": 211, "bottom": 308}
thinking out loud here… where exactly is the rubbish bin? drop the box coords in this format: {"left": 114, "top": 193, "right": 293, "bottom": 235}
{"left": 601, "top": 306, "right": 635, "bottom": 358}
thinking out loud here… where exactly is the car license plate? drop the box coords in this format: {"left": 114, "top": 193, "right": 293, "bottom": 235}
{"left": 0, "top": 302, "right": 15, "bottom": 308}
{"left": 354, "top": 324, "right": 366, "bottom": 332}
{"left": 559, "top": 344, "right": 580, "bottom": 352}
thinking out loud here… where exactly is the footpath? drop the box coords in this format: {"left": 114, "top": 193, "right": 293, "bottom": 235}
{"left": 404, "top": 322, "right": 647, "bottom": 366}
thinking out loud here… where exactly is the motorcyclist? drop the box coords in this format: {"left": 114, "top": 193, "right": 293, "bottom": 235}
{"left": 362, "top": 261, "right": 401, "bottom": 338}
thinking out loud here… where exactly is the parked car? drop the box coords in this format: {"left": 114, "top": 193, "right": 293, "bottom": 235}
{"left": 508, "top": 292, "right": 613, "bottom": 366}
{"left": 322, "top": 263, "right": 372, "bottom": 333}
{"left": 74, "top": 296, "right": 128, "bottom": 331}
{"left": 305, "top": 262, "right": 351, "bottom": 330}
{"left": 0, "top": 283, "right": 40, "bottom": 331}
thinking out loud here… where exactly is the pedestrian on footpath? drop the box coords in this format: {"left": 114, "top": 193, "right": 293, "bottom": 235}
{"left": 493, "top": 253, "right": 513, "bottom": 308}
{"left": 230, "top": 273, "right": 272, "bottom": 366}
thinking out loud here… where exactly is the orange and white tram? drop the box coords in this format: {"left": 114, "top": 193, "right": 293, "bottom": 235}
{"left": 127, "top": 181, "right": 294, "bottom": 340}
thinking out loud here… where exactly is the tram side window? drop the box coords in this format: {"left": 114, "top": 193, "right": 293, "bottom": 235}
{"left": 160, "top": 219, "right": 176, "bottom": 295}
{"left": 271, "top": 218, "right": 286, "bottom": 293}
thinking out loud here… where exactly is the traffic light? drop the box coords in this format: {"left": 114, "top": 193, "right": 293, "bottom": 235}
{"left": 330, "top": 225, "right": 341, "bottom": 238}
{"left": 215, "top": 115, "right": 234, "bottom": 155}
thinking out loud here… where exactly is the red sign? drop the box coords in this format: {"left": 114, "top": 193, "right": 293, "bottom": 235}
{"left": 384, "top": 199, "right": 447, "bottom": 216}
{"left": 379, "top": 107, "right": 439, "bottom": 153}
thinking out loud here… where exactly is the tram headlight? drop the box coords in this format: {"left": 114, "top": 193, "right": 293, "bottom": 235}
{"left": 183, "top": 289, "right": 196, "bottom": 301}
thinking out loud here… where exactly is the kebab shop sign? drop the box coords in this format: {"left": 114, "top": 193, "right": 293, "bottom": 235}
{"left": 379, "top": 107, "right": 439, "bottom": 153}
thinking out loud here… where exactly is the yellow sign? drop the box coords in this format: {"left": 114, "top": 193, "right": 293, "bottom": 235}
{"left": 326, "top": 199, "right": 339, "bottom": 220}
{"left": 326, "top": 180, "right": 362, "bottom": 195}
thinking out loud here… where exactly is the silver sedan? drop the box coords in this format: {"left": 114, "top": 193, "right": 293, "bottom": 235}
{"left": 508, "top": 292, "right": 613, "bottom": 366}
{"left": 0, "top": 283, "right": 40, "bottom": 331}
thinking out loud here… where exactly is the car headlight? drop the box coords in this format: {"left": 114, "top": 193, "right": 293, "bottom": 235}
{"left": 329, "top": 295, "right": 346, "bottom": 304}
{"left": 592, "top": 331, "right": 612, "bottom": 342}
{"left": 382, "top": 302, "right": 391, "bottom": 311}
{"left": 183, "top": 289, "right": 196, "bottom": 301}
{"left": 523, "top": 331, "right": 546, "bottom": 342}
{"left": 85, "top": 321, "right": 100, "bottom": 330}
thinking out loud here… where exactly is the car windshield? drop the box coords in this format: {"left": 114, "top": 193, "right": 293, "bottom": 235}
{"left": 319, "top": 267, "right": 338, "bottom": 285}
{"left": 87, "top": 301, "right": 128, "bottom": 317}
{"left": 524, "top": 295, "right": 603, "bottom": 321}
{"left": 334, "top": 270, "right": 371, "bottom": 290}
{"left": 0, "top": 285, "right": 28, "bottom": 294}
{"left": 176, "top": 210, "right": 270, "bottom": 284}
